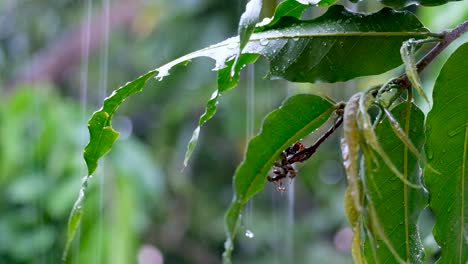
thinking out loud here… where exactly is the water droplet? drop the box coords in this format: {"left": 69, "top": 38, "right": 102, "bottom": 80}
{"left": 245, "top": 229, "right": 255, "bottom": 238}
{"left": 277, "top": 185, "right": 286, "bottom": 193}
{"left": 427, "top": 149, "right": 434, "bottom": 160}
{"left": 293, "top": 37, "right": 299, "bottom": 41}
{"left": 442, "top": 149, "right": 446, "bottom": 153}
{"left": 259, "top": 38, "right": 269, "bottom": 46}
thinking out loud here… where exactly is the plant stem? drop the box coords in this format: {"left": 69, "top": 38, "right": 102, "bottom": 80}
{"left": 290, "top": 20, "right": 468, "bottom": 164}
{"left": 288, "top": 116, "right": 344, "bottom": 164}
{"left": 395, "top": 20, "right": 468, "bottom": 88}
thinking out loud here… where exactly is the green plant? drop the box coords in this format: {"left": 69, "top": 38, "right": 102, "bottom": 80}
{"left": 66, "top": 0, "right": 467, "bottom": 263}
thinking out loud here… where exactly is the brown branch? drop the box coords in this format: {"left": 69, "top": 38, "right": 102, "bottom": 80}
{"left": 395, "top": 20, "right": 468, "bottom": 88}
{"left": 288, "top": 115, "right": 344, "bottom": 164}
{"left": 5, "top": 0, "right": 141, "bottom": 93}
{"left": 287, "top": 20, "right": 468, "bottom": 164}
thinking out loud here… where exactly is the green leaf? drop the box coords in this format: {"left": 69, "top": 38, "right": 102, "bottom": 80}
{"left": 425, "top": 42, "right": 468, "bottom": 264}
{"left": 258, "top": 0, "right": 337, "bottom": 30}
{"left": 341, "top": 93, "right": 364, "bottom": 263}
{"left": 65, "top": 71, "right": 156, "bottom": 261}
{"left": 231, "top": 0, "right": 262, "bottom": 74}
{"left": 378, "top": 0, "right": 461, "bottom": 8}
{"left": 223, "top": 94, "right": 335, "bottom": 261}
{"left": 183, "top": 54, "right": 260, "bottom": 166}
{"left": 84, "top": 70, "right": 156, "bottom": 176}
{"left": 363, "top": 102, "right": 427, "bottom": 263}
{"left": 358, "top": 93, "right": 421, "bottom": 188}
{"left": 400, "top": 39, "right": 430, "bottom": 104}
{"left": 254, "top": 5, "right": 431, "bottom": 82}
{"left": 157, "top": 5, "right": 432, "bottom": 84}
{"left": 238, "top": 0, "right": 263, "bottom": 53}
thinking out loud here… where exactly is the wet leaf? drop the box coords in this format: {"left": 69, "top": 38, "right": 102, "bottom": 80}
{"left": 231, "top": 0, "right": 262, "bottom": 74}
{"left": 223, "top": 94, "right": 335, "bottom": 261}
{"left": 238, "top": 0, "right": 263, "bottom": 53}
{"left": 183, "top": 54, "right": 259, "bottom": 166}
{"left": 378, "top": 0, "right": 461, "bottom": 8}
{"left": 400, "top": 40, "right": 430, "bottom": 104}
{"left": 342, "top": 93, "right": 364, "bottom": 263}
{"left": 84, "top": 71, "right": 156, "bottom": 176}
{"left": 64, "top": 71, "right": 156, "bottom": 260}
{"left": 257, "top": 0, "right": 336, "bottom": 30}
{"left": 363, "top": 102, "right": 427, "bottom": 263}
{"left": 425, "top": 42, "right": 468, "bottom": 264}
{"left": 383, "top": 107, "right": 435, "bottom": 172}
{"left": 358, "top": 93, "right": 421, "bottom": 189}
{"left": 157, "top": 6, "right": 431, "bottom": 84}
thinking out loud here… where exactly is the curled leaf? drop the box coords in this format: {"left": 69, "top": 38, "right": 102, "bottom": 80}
{"left": 383, "top": 107, "right": 438, "bottom": 173}
{"left": 400, "top": 39, "right": 430, "bottom": 104}
{"left": 358, "top": 93, "right": 421, "bottom": 189}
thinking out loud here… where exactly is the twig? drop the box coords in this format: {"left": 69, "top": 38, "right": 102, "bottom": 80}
{"left": 288, "top": 116, "right": 344, "bottom": 164}
{"left": 286, "top": 20, "right": 468, "bottom": 164}
{"left": 395, "top": 20, "right": 468, "bottom": 88}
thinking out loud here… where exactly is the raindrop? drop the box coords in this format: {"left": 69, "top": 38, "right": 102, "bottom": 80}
{"left": 245, "top": 229, "right": 255, "bottom": 238}
{"left": 259, "top": 38, "right": 269, "bottom": 46}
{"left": 427, "top": 149, "right": 434, "bottom": 160}
{"left": 293, "top": 37, "right": 299, "bottom": 42}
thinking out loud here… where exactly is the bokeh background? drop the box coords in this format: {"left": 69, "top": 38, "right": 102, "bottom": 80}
{"left": 0, "top": 0, "right": 467, "bottom": 263}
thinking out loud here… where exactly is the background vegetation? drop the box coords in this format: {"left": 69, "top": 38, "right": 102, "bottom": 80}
{"left": 0, "top": 0, "right": 467, "bottom": 263}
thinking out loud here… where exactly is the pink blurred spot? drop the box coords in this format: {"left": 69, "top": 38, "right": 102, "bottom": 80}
{"left": 138, "top": 245, "right": 163, "bottom": 264}
{"left": 333, "top": 227, "right": 353, "bottom": 252}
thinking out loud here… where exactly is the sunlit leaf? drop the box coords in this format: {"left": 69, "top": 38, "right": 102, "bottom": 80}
{"left": 223, "top": 94, "right": 335, "bottom": 262}
{"left": 363, "top": 102, "right": 427, "bottom": 263}
{"left": 425, "top": 42, "right": 468, "bottom": 264}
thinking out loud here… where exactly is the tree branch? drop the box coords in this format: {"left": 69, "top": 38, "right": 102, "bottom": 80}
{"left": 288, "top": 20, "right": 468, "bottom": 164}
{"left": 395, "top": 20, "right": 468, "bottom": 88}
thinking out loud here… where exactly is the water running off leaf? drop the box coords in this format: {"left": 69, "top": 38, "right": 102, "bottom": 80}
{"left": 223, "top": 94, "right": 335, "bottom": 262}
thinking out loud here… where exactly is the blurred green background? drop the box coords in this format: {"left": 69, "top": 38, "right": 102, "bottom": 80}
{"left": 0, "top": 0, "right": 466, "bottom": 263}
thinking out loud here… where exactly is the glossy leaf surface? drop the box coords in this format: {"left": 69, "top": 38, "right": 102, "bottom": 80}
{"left": 379, "top": 0, "right": 462, "bottom": 8}
{"left": 363, "top": 102, "right": 426, "bottom": 263}
{"left": 425, "top": 43, "right": 468, "bottom": 264}
{"left": 84, "top": 71, "right": 156, "bottom": 176}
{"left": 223, "top": 94, "right": 335, "bottom": 261}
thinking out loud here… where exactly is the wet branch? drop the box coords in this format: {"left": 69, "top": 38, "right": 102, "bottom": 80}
{"left": 288, "top": 115, "right": 344, "bottom": 164}
{"left": 286, "top": 20, "right": 468, "bottom": 165}
{"left": 395, "top": 20, "right": 468, "bottom": 88}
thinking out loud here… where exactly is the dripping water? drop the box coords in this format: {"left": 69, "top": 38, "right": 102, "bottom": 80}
{"left": 74, "top": 0, "right": 93, "bottom": 263}
{"left": 96, "top": 0, "right": 110, "bottom": 262}
{"left": 244, "top": 64, "right": 256, "bottom": 238}
{"left": 284, "top": 81, "right": 296, "bottom": 262}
